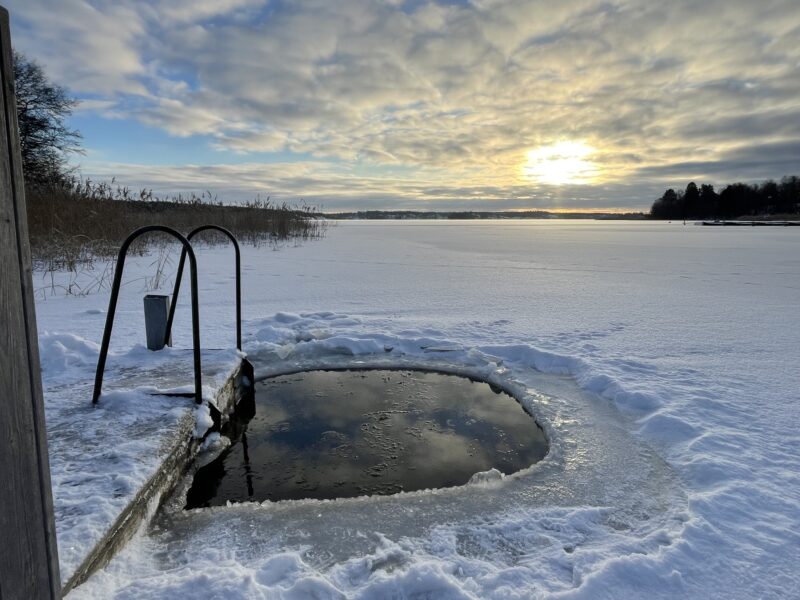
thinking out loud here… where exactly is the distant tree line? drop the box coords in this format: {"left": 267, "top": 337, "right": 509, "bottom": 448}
{"left": 650, "top": 177, "right": 800, "bottom": 220}
{"left": 326, "top": 210, "right": 552, "bottom": 220}
{"left": 324, "top": 210, "right": 647, "bottom": 220}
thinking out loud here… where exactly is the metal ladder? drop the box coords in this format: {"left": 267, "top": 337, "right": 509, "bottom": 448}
{"left": 92, "top": 225, "right": 242, "bottom": 405}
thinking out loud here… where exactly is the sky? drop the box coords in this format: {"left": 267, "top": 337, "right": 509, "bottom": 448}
{"left": 7, "top": 0, "right": 800, "bottom": 211}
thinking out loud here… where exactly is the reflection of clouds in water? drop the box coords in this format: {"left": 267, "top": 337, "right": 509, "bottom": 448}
{"left": 258, "top": 403, "right": 291, "bottom": 428}
{"left": 466, "top": 399, "right": 534, "bottom": 431}
{"left": 405, "top": 428, "right": 492, "bottom": 480}
{"left": 264, "top": 371, "right": 410, "bottom": 426}
{"left": 247, "top": 434, "right": 370, "bottom": 497}
{"left": 196, "top": 370, "right": 547, "bottom": 504}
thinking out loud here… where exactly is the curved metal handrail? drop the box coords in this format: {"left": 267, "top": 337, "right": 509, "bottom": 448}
{"left": 164, "top": 225, "right": 241, "bottom": 350}
{"left": 92, "top": 225, "right": 203, "bottom": 405}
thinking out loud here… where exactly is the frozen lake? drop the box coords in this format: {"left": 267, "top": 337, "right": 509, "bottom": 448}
{"left": 37, "top": 220, "right": 799, "bottom": 599}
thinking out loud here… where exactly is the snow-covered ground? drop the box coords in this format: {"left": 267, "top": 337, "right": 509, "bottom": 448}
{"left": 35, "top": 220, "right": 799, "bottom": 598}
{"left": 39, "top": 328, "right": 241, "bottom": 581}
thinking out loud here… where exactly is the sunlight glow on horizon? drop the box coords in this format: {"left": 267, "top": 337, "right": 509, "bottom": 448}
{"left": 523, "top": 142, "right": 600, "bottom": 186}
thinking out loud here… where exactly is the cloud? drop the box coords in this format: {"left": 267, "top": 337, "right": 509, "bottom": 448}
{"left": 634, "top": 140, "right": 800, "bottom": 182}
{"left": 8, "top": 0, "right": 800, "bottom": 209}
{"left": 7, "top": 0, "right": 147, "bottom": 94}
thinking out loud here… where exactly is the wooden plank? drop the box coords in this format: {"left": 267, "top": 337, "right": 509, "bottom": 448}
{"left": 0, "top": 6, "right": 62, "bottom": 599}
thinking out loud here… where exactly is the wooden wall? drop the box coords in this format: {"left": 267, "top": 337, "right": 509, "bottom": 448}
{"left": 0, "top": 6, "right": 62, "bottom": 599}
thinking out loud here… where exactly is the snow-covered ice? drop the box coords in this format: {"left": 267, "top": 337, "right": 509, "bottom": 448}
{"left": 34, "top": 220, "right": 799, "bottom": 598}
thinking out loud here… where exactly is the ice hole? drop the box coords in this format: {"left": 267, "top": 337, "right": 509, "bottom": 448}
{"left": 185, "top": 369, "right": 548, "bottom": 507}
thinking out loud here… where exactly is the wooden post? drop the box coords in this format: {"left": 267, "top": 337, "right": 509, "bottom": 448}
{"left": 0, "top": 6, "right": 62, "bottom": 599}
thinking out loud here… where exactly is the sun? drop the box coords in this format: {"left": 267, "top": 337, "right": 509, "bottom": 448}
{"left": 523, "top": 141, "right": 598, "bottom": 185}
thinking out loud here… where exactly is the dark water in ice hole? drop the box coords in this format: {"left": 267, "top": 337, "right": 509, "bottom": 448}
{"left": 185, "top": 369, "right": 548, "bottom": 507}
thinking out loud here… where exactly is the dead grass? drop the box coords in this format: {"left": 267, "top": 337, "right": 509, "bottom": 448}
{"left": 26, "top": 178, "right": 326, "bottom": 272}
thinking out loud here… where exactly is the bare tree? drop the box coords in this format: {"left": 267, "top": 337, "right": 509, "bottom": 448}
{"left": 13, "top": 50, "right": 81, "bottom": 185}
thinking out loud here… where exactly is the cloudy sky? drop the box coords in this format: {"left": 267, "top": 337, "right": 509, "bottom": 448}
{"left": 7, "top": 0, "right": 800, "bottom": 211}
